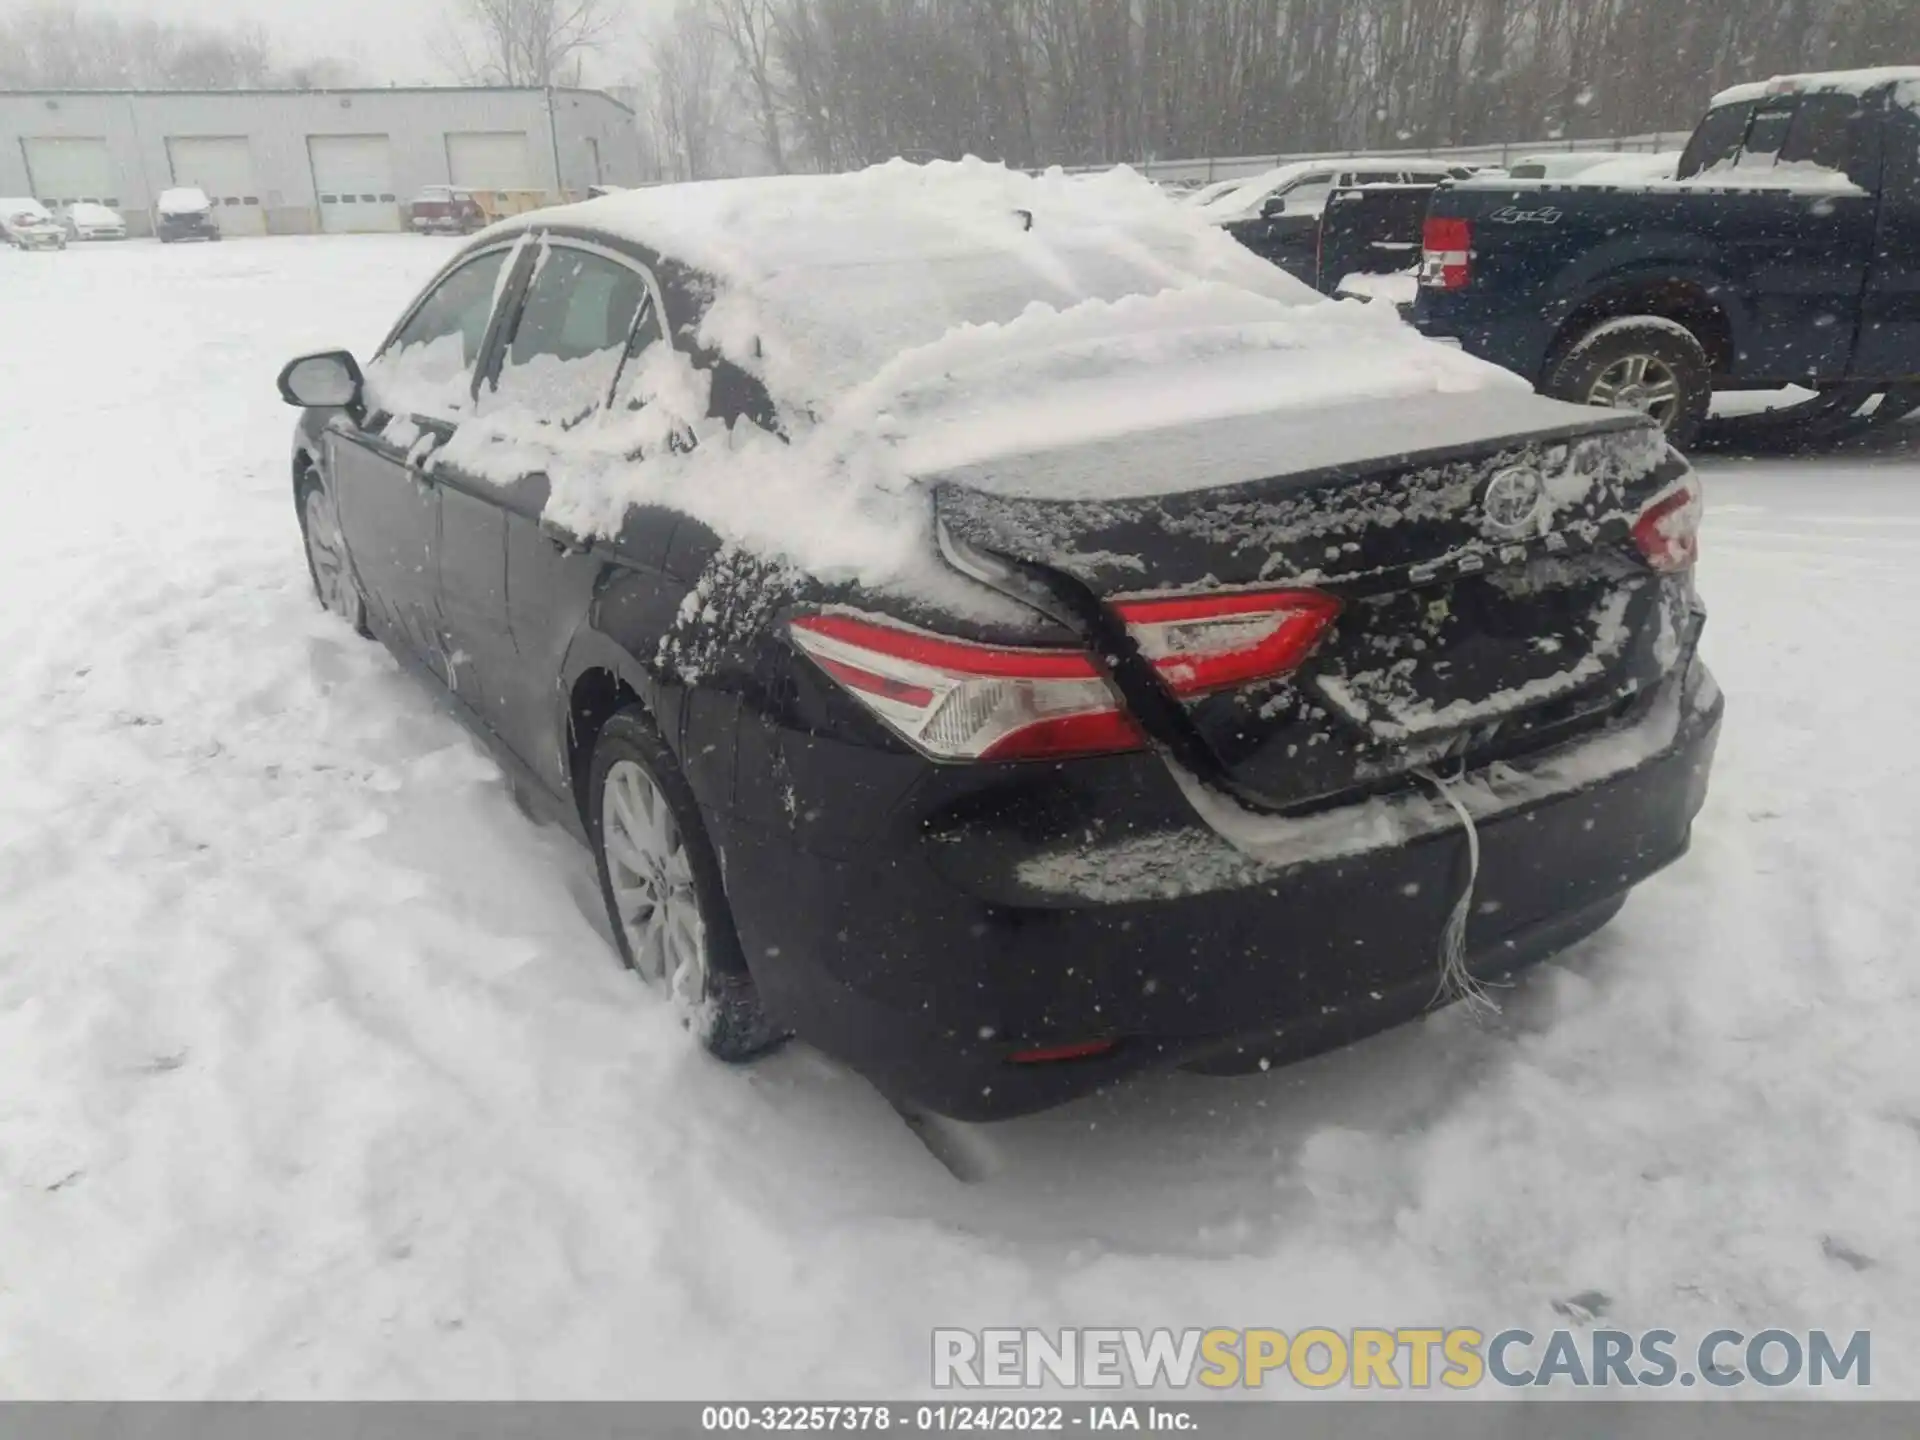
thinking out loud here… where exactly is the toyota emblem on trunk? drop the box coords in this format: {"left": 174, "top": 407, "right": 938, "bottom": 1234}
{"left": 1482, "top": 466, "right": 1547, "bottom": 534}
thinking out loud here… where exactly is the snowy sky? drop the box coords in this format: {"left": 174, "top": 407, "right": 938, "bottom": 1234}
{"left": 5, "top": 0, "right": 675, "bottom": 86}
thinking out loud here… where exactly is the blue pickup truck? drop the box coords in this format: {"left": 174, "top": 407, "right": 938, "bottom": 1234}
{"left": 1415, "top": 67, "right": 1920, "bottom": 447}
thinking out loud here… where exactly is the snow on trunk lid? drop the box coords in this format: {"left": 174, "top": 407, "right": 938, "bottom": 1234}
{"left": 935, "top": 397, "right": 1689, "bottom": 807}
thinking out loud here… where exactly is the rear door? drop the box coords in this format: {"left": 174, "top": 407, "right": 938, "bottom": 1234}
{"left": 1854, "top": 95, "right": 1920, "bottom": 380}
{"left": 334, "top": 245, "right": 512, "bottom": 677}
{"left": 445, "top": 238, "right": 662, "bottom": 790}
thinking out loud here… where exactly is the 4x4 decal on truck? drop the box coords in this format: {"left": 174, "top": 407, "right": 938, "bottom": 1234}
{"left": 1486, "top": 204, "right": 1566, "bottom": 226}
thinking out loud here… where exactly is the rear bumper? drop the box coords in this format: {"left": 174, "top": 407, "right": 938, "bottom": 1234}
{"left": 722, "top": 655, "right": 1723, "bottom": 1120}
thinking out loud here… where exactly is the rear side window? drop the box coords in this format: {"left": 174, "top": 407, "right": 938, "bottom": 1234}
{"left": 609, "top": 297, "right": 669, "bottom": 413}
{"left": 1739, "top": 104, "right": 1796, "bottom": 166}
{"left": 1707, "top": 93, "right": 1873, "bottom": 185}
{"left": 489, "top": 246, "right": 650, "bottom": 426}
{"left": 1679, "top": 101, "right": 1755, "bottom": 178}
{"left": 367, "top": 248, "right": 509, "bottom": 418}
{"left": 1780, "top": 92, "right": 1874, "bottom": 181}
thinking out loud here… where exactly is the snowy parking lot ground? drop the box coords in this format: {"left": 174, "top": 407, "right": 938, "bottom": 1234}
{"left": 1, "top": 236, "right": 1916, "bottom": 1398}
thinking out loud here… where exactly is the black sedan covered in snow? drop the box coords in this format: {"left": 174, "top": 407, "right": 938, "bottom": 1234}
{"left": 278, "top": 165, "right": 1721, "bottom": 1120}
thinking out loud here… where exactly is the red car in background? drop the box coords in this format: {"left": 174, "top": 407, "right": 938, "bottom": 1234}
{"left": 408, "top": 186, "right": 486, "bottom": 235}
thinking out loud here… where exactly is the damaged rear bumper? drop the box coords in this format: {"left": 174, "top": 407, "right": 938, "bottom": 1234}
{"left": 725, "top": 652, "right": 1721, "bottom": 1121}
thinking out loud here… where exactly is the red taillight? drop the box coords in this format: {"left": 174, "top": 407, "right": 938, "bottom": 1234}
{"left": 1115, "top": 590, "right": 1344, "bottom": 695}
{"left": 789, "top": 589, "right": 1339, "bottom": 764}
{"left": 1421, "top": 216, "right": 1472, "bottom": 290}
{"left": 1009, "top": 1038, "right": 1119, "bottom": 1065}
{"left": 1632, "top": 474, "right": 1704, "bottom": 572}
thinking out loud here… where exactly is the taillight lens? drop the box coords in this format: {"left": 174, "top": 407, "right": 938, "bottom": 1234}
{"left": 790, "top": 590, "right": 1339, "bottom": 763}
{"left": 1116, "top": 590, "right": 1344, "bottom": 694}
{"left": 1421, "top": 216, "right": 1472, "bottom": 290}
{"left": 789, "top": 613, "right": 1137, "bottom": 762}
{"left": 1632, "top": 473, "right": 1704, "bottom": 572}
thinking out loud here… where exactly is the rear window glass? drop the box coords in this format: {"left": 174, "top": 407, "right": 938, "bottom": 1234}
{"left": 1679, "top": 102, "right": 1755, "bottom": 178}
{"left": 1738, "top": 105, "right": 1796, "bottom": 165}
{"left": 1781, "top": 93, "right": 1870, "bottom": 178}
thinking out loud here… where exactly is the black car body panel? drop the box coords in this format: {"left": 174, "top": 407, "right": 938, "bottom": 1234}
{"left": 726, "top": 649, "right": 1716, "bottom": 1119}
{"left": 286, "top": 201, "right": 1721, "bottom": 1119}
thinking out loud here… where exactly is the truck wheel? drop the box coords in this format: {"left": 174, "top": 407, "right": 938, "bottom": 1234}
{"left": 1548, "top": 317, "right": 1712, "bottom": 449}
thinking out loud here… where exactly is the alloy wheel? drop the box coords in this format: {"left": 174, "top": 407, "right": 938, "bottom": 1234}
{"left": 1586, "top": 353, "right": 1682, "bottom": 428}
{"left": 601, "top": 758, "right": 710, "bottom": 1011}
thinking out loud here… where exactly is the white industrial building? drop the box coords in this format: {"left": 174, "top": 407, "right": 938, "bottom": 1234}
{"left": 0, "top": 87, "right": 644, "bottom": 237}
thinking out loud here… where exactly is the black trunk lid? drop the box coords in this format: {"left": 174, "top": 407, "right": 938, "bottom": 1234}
{"left": 932, "top": 393, "right": 1692, "bottom": 811}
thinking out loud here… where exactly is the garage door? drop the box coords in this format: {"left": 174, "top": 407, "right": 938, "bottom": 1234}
{"left": 307, "top": 134, "right": 400, "bottom": 233}
{"left": 446, "top": 131, "right": 536, "bottom": 191}
{"left": 22, "top": 137, "right": 117, "bottom": 209}
{"left": 165, "top": 136, "right": 266, "bottom": 236}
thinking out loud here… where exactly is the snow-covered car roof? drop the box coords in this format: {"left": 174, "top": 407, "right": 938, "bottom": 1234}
{"left": 512, "top": 160, "right": 1339, "bottom": 416}
{"left": 1185, "top": 178, "right": 1244, "bottom": 207}
{"left": 158, "top": 187, "right": 211, "bottom": 213}
{"left": 452, "top": 160, "right": 1539, "bottom": 588}
{"left": 1, "top": 197, "right": 54, "bottom": 222}
{"left": 1194, "top": 157, "right": 1458, "bottom": 224}
{"left": 67, "top": 201, "right": 123, "bottom": 222}
{"left": 1712, "top": 66, "right": 1920, "bottom": 108}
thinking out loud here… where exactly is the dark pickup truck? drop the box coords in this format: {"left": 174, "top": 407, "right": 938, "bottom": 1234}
{"left": 1415, "top": 67, "right": 1920, "bottom": 446}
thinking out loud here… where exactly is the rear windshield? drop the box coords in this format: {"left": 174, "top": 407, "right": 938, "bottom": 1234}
{"left": 1683, "top": 92, "right": 1876, "bottom": 185}
{"left": 1679, "top": 101, "right": 1756, "bottom": 178}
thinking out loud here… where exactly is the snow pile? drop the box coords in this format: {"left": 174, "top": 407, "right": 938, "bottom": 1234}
{"left": 1690, "top": 156, "right": 1867, "bottom": 195}
{"left": 434, "top": 161, "right": 1530, "bottom": 594}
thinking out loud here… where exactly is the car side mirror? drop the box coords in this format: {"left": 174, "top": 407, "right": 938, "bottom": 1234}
{"left": 1260, "top": 195, "right": 1288, "bottom": 218}
{"left": 277, "top": 350, "right": 365, "bottom": 418}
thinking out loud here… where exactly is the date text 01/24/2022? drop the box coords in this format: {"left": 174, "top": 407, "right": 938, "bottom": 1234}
{"left": 700, "top": 1404, "right": 1199, "bottom": 1432}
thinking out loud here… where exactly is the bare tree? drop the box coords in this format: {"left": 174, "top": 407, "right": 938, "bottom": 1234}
{"left": 438, "top": 0, "right": 617, "bottom": 87}
{"left": 647, "top": 3, "right": 735, "bottom": 181}
{"left": 0, "top": 2, "right": 353, "bottom": 89}
{"left": 620, "top": 0, "right": 1920, "bottom": 181}
{"left": 706, "top": 0, "right": 788, "bottom": 172}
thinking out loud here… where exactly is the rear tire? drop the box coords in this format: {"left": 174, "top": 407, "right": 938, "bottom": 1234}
{"left": 1547, "top": 318, "right": 1712, "bottom": 449}
{"left": 588, "top": 707, "right": 786, "bottom": 1064}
